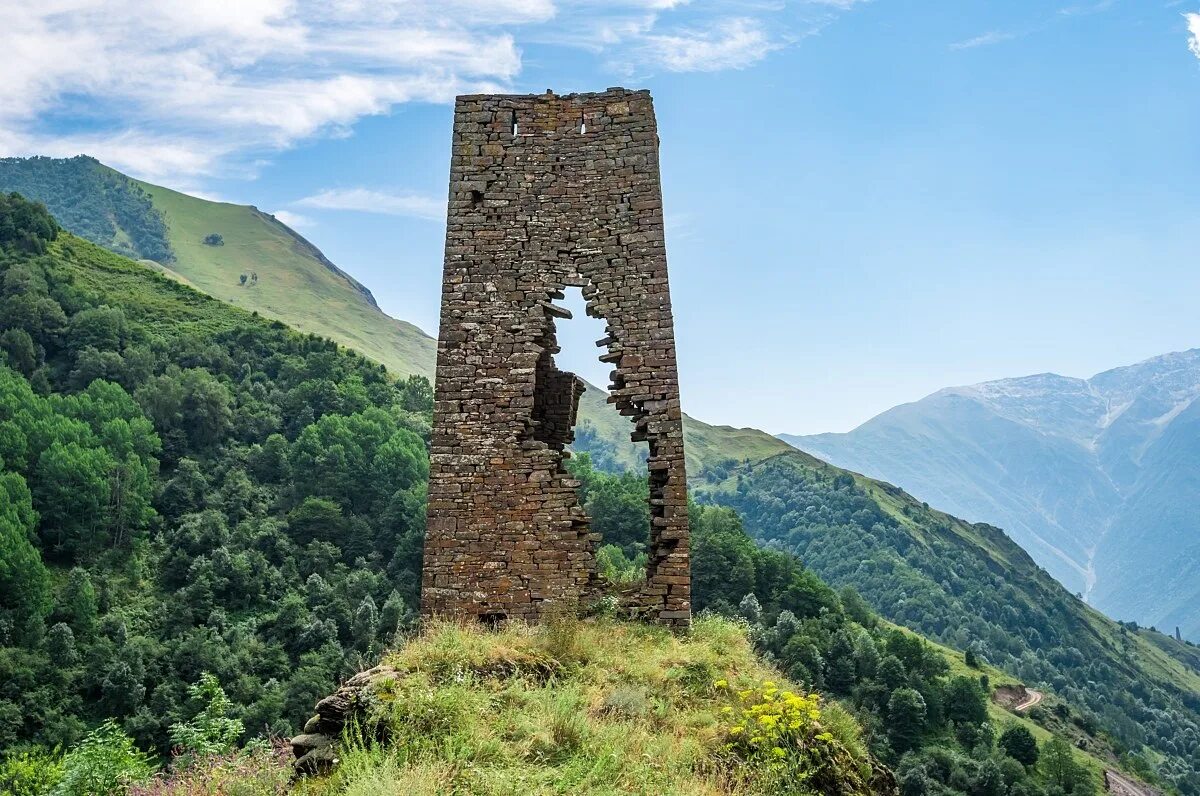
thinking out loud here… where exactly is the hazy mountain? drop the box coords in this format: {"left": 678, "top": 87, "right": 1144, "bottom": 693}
{"left": 782, "top": 349, "right": 1200, "bottom": 639}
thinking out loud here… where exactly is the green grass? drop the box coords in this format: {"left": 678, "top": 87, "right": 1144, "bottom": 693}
{"left": 131, "top": 175, "right": 435, "bottom": 380}
{"left": 53, "top": 235, "right": 256, "bottom": 340}
{"left": 294, "top": 616, "right": 878, "bottom": 796}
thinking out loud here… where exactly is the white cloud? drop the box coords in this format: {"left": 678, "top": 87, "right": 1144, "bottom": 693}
{"left": 0, "top": 1, "right": 523, "bottom": 180}
{"left": 643, "top": 18, "right": 778, "bottom": 72}
{"left": 0, "top": 0, "right": 867, "bottom": 184}
{"left": 1187, "top": 13, "right": 1200, "bottom": 59}
{"left": 295, "top": 188, "right": 446, "bottom": 221}
{"left": 271, "top": 210, "right": 315, "bottom": 229}
{"left": 950, "top": 30, "right": 1020, "bottom": 50}
{"left": 806, "top": 0, "right": 869, "bottom": 8}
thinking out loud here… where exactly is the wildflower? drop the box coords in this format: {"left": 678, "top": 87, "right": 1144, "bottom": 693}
{"left": 713, "top": 679, "right": 728, "bottom": 689}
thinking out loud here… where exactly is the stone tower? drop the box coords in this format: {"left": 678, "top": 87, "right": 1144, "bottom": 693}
{"left": 422, "top": 88, "right": 690, "bottom": 628}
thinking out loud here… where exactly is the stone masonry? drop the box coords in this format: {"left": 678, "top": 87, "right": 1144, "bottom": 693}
{"left": 422, "top": 88, "right": 690, "bottom": 628}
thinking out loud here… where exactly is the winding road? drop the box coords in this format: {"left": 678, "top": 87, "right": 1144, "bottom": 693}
{"left": 1105, "top": 769, "right": 1161, "bottom": 795}
{"left": 1013, "top": 688, "right": 1043, "bottom": 712}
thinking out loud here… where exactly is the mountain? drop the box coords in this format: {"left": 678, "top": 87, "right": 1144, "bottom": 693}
{"left": 0, "top": 155, "right": 435, "bottom": 380}
{"left": 0, "top": 156, "right": 789, "bottom": 479}
{"left": 0, "top": 193, "right": 1190, "bottom": 794}
{"left": 782, "top": 350, "right": 1200, "bottom": 640}
{"left": 696, "top": 447, "right": 1200, "bottom": 792}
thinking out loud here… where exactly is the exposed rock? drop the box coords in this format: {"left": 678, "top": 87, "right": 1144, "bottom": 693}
{"left": 289, "top": 663, "right": 399, "bottom": 776}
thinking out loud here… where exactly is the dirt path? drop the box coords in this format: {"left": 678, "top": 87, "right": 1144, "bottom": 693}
{"left": 1105, "top": 769, "right": 1161, "bottom": 795}
{"left": 1013, "top": 688, "right": 1042, "bottom": 711}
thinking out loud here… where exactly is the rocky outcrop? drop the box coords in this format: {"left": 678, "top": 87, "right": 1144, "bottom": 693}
{"left": 289, "top": 664, "right": 399, "bottom": 775}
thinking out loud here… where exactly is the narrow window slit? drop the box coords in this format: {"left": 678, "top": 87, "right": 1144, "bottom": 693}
{"left": 511, "top": 110, "right": 519, "bottom": 137}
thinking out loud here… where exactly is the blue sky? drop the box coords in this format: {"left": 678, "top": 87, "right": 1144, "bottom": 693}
{"left": 4, "top": 0, "right": 1200, "bottom": 434}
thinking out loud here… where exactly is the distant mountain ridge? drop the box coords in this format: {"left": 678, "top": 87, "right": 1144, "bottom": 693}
{"left": 783, "top": 349, "right": 1200, "bottom": 639}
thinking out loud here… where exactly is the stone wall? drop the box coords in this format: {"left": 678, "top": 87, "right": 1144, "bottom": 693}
{"left": 422, "top": 87, "right": 690, "bottom": 628}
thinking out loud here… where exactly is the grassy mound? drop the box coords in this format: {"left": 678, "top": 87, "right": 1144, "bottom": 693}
{"left": 296, "top": 616, "right": 886, "bottom": 796}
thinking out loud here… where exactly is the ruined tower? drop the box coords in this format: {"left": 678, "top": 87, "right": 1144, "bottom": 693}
{"left": 422, "top": 88, "right": 690, "bottom": 628}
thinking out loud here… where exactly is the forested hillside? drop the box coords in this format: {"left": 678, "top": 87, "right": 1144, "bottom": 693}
{"left": 0, "top": 194, "right": 433, "bottom": 758}
{"left": 0, "top": 193, "right": 1156, "bottom": 796}
{"left": 0, "top": 157, "right": 172, "bottom": 263}
{"left": 690, "top": 449, "right": 1200, "bottom": 793}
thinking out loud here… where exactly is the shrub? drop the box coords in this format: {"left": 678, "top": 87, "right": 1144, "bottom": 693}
{"left": 716, "top": 679, "right": 871, "bottom": 793}
{"left": 0, "top": 747, "right": 63, "bottom": 796}
{"left": 128, "top": 741, "right": 291, "bottom": 796}
{"left": 52, "top": 720, "right": 153, "bottom": 796}
{"left": 168, "top": 673, "right": 244, "bottom": 764}
{"left": 1000, "top": 725, "right": 1040, "bottom": 767}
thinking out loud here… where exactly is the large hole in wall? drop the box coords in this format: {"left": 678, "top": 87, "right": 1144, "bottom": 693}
{"left": 549, "top": 287, "right": 652, "bottom": 586}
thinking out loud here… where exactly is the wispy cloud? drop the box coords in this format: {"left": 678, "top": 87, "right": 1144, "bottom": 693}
{"left": 951, "top": 1, "right": 1117, "bottom": 52}
{"left": 295, "top": 188, "right": 445, "bottom": 221}
{"left": 1057, "top": 0, "right": 1116, "bottom": 17}
{"left": 0, "top": 0, "right": 869, "bottom": 184}
{"left": 271, "top": 210, "right": 315, "bottom": 230}
{"left": 950, "top": 30, "right": 1021, "bottom": 50}
{"left": 643, "top": 18, "right": 779, "bottom": 71}
{"left": 1186, "top": 12, "right": 1200, "bottom": 59}
{"left": 807, "top": 0, "right": 872, "bottom": 8}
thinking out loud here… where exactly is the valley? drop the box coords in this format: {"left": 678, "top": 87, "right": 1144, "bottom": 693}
{"left": 783, "top": 353, "right": 1200, "bottom": 640}
{"left": 1, "top": 167, "right": 1198, "bottom": 794}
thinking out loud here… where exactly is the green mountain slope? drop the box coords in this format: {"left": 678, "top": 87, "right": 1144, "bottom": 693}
{"left": 700, "top": 450, "right": 1200, "bottom": 792}
{"left": 0, "top": 156, "right": 435, "bottom": 381}
{"left": 0, "top": 155, "right": 172, "bottom": 262}
{"left": 0, "top": 194, "right": 1172, "bottom": 796}
{"left": 0, "top": 156, "right": 789, "bottom": 480}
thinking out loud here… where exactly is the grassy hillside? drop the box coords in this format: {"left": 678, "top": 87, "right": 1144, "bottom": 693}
{"left": 289, "top": 616, "right": 883, "bottom": 796}
{"left": 0, "top": 156, "right": 435, "bottom": 380}
{"left": 131, "top": 177, "right": 435, "bottom": 381}
{"left": 575, "top": 385, "right": 793, "bottom": 476}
